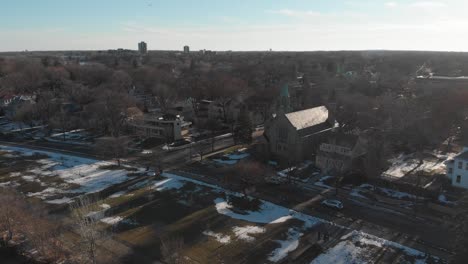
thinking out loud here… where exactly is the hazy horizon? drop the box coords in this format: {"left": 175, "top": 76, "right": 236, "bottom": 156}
{"left": 2, "top": 0, "right": 468, "bottom": 52}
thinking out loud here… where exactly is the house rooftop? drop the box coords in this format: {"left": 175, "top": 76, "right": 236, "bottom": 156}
{"left": 454, "top": 151, "right": 468, "bottom": 161}
{"left": 285, "top": 106, "right": 329, "bottom": 130}
{"left": 416, "top": 75, "right": 468, "bottom": 81}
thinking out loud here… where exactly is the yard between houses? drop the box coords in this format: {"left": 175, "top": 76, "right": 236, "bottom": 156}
{"left": 383, "top": 151, "right": 456, "bottom": 181}
{"left": 0, "top": 146, "right": 444, "bottom": 263}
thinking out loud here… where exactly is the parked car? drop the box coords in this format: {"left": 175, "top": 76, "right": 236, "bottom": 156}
{"left": 265, "top": 176, "right": 287, "bottom": 185}
{"left": 321, "top": 199, "right": 343, "bottom": 210}
{"left": 162, "top": 139, "right": 192, "bottom": 150}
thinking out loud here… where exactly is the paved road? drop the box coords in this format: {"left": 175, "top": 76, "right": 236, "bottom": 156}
{"left": 0, "top": 133, "right": 235, "bottom": 166}
{"left": 136, "top": 136, "right": 235, "bottom": 168}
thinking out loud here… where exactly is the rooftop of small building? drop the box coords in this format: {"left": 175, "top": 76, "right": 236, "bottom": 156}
{"left": 285, "top": 105, "right": 329, "bottom": 130}
{"left": 454, "top": 150, "right": 468, "bottom": 161}
{"left": 416, "top": 75, "right": 468, "bottom": 81}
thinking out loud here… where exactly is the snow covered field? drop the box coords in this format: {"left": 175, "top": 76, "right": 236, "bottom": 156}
{"left": 0, "top": 145, "right": 143, "bottom": 203}
{"left": 0, "top": 144, "right": 441, "bottom": 263}
{"left": 151, "top": 172, "right": 440, "bottom": 263}
{"left": 311, "top": 231, "right": 439, "bottom": 264}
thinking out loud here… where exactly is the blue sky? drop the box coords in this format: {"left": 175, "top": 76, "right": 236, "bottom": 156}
{"left": 1, "top": 0, "right": 467, "bottom": 51}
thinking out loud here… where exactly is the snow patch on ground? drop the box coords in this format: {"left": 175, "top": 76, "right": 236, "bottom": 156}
{"left": 101, "top": 216, "right": 123, "bottom": 225}
{"left": 314, "top": 176, "right": 334, "bottom": 189}
{"left": 202, "top": 230, "right": 231, "bottom": 244}
{"left": 100, "top": 203, "right": 111, "bottom": 209}
{"left": 311, "top": 238, "right": 369, "bottom": 264}
{"left": 232, "top": 226, "right": 266, "bottom": 242}
{"left": 384, "top": 154, "right": 419, "bottom": 178}
{"left": 379, "top": 187, "right": 417, "bottom": 199}
{"left": 161, "top": 172, "right": 436, "bottom": 263}
{"left": 21, "top": 175, "right": 37, "bottom": 182}
{"left": 350, "top": 189, "right": 367, "bottom": 199}
{"left": 438, "top": 194, "right": 456, "bottom": 205}
{"left": 385, "top": 152, "right": 455, "bottom": 178}
{"left": 227, "top": 153, "right": 250, "bottom": 160}
{"left": 28, "top": 187, "right": 64, "bottom": 199}
{"left": 214, "top": 197, "right": 322, "bottom": 228}
{"left": 46, "top": 197, "right": 72, "bottom": 204}
{"left": 312, "top": 230, "right": 437, "bottom": 264}
{"left": 162, "top": 173, "right": 222, "bottom": 191}
{"left": 153, "top": 177, "right": 185, "bottom": 191}
{"left": 0, "top": 145, "right": 134, "bottom": 201}
{"left": 213, "top": 151, "right": 250, "bottom": 165}
{"left": 214, "top": 197, "right": 291, "bottom": 224}
{"left": 268, "top": 228, "right": 303, "bottom": 262}
{"left": 213, "top": 159, "right": 238, "bottom": 165}
{"left": 109, "top": 191, "right": 126, "bottom": 198}
{"left": 0, "top": 181, "right": 12, "bottom": 187}
{"left": 270, "top": 215, "right": 294, "bottom": 224}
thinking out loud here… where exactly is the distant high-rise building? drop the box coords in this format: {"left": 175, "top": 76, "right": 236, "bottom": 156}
{"left": 138, "top": 41, "right": 147, "bottom": 54}
{"left": 183, "top": 45, "right": 190, "bottom": 53}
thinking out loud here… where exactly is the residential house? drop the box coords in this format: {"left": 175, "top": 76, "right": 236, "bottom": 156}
{"left": 446, "top": 147, "right": 468, "bottom": 189}
{"left": 166, "top": 99, "right": 196, "bottom": 122}
{"left": 195, "top": 99, "right": 214, "bottom": 125}
{"left": 213, "top": 99, "right": 244, "bottom": 123}
{"left": 315, "top": 132, "right": 367, "bottom": 175}
{"left": 128, "top": 113, "right": 191, "bottom": 142}
{"left": 1, "top": 93, "right": 15, "bottom": 107}
{"left": 126, "top": 107, "right": 144, "bottom": 120}
{"left": 264, "top": 105, "right": 335, "bottom": 163}
{"left": 415, "top": 75, "right": 468, "bottom": 97}
{"left": 2, "top": 95, "right": 36, "bottom": 119}
{"left": 128, "top": 86, "right": 157, "bottom": 110}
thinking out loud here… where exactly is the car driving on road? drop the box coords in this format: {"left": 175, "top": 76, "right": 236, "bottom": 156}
{"left": 321, "top": 199, "right": 344, "bottom": 210}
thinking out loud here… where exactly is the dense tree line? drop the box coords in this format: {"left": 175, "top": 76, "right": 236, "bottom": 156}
{"left": 0, "top": 51, "right": 467, "bottom": 148}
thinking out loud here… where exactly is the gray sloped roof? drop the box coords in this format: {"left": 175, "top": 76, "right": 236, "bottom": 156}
{"left": 285, "top": 106, "right": 329, "bottom": 130}
{"left": 455, "top": 151, "right": 468, "bottom": 161}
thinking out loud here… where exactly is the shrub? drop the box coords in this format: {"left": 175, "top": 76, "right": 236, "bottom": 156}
{"left": 227, "top": 195, "right": 262, "bottom": 212}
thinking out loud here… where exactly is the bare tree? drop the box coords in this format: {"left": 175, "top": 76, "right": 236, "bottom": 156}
{"left": 95, "top": 136, "right": 130, "bottom": 166}
{"left": 193, "top": 141, "right": 210, "bottom": 161}
{"left": 0, "top": 189, "right": 70, "bottom": 262}
{"left": 100, "top": 91, "right": 133, "bottom": 137}
{"left": 50, "top": 108, "right": 72, "bottom": 141}
{"left": 0, "top": 188, "right": 27, "bottom": 245}
{"left": 205, "top": 118, "right": 221, "bottom": 152}
{"left": 24, "top": 206, "right": 69, "bottom": 263}
{"left": 237, "top": 161, "right": 268, "bottom": 196}
{"left": 13, "top": 102, "right": 37, "bottom": 129}
{"left": 160, "top": 235, "right": 185, "bottom": 264}
{"left": 233, "top": 109, "right": 253, "bottom": 145}
{"left": 35, "top": 91, "right": 58, "bottom": 128}
{"left": 70, "top": 196, "right": 106, "bottom": 264}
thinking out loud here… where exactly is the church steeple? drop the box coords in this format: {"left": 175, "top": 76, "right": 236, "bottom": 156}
{"left": 278, "top": 84, "right": 292, "bottom": 113}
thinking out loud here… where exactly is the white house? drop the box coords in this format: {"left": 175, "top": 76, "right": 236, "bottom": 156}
{"left": 446, "top": 147, "right": 468, "bottom": 189}
{"left": 128, "top": 113, "right": 191, "bottom": 142}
